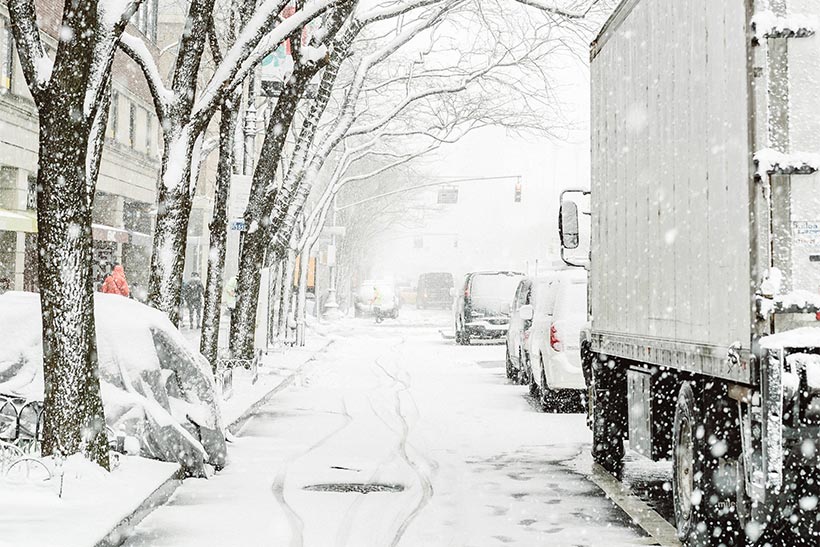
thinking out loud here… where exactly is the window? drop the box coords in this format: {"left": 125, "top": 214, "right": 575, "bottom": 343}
{"left": 129, "top": 102, "right": 136, "bottom": 148}
{"left": 26, "top": 175, "right": 37, "bottom": 210}
{"left": 107, "top": 91, "right": 119, "bottom": 139}
{"left": 145, "top": 111, "right": 152, "bottom": 154}
{"left": 132, "top": 0, "right": 158, "bottom": 42}
{"left": 0, "top": 17, "right": 13, "bottom": 93}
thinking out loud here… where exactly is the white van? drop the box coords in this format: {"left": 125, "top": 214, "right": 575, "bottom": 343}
{"left": 517, "top": 269, "right": 586, "bottom": 411}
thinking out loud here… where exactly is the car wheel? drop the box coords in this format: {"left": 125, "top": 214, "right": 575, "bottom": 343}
{"left": 539, "top": 361, "right": 560, "bottom": 412}
{"left": 455, "top": 320, "right": 464, "bottom": 345}
{"left": 518, "top": 349, "right": 532, "bottom": 386}
{"left": 505, "top": 348, "right": 516, "bottom": 381}
{"left": 526, "top": 353, "right": 539, "bottom": 398}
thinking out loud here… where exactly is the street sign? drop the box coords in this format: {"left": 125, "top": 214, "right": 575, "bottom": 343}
{"left": 230, "top": 219, "right": 247, "bottom": 231}
{"left": 437, "top": 187, "right": 458, "bottom": 204}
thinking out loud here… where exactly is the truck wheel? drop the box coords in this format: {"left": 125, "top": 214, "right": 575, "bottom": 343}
{"left": 591, "top": 355, "right": 626, "bottom": 476}
{"left": 673, "top": 382, "right": 745, "bottom": 546}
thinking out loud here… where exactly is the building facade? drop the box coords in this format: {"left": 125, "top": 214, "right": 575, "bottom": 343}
{"left": 0, "top": 0, "right": 215, "bottom": 298}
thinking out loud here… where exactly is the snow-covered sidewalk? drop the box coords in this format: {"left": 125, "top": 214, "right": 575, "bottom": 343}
{"left": 0, "top": 456, "right": 179, "bottom": 547}
{"left": 0, "top": 329, "right": 333, "bottom": 547}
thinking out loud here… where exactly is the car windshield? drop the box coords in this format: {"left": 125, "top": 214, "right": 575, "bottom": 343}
{"left": 470, "top": 273, "right": 523, "bottom": 315}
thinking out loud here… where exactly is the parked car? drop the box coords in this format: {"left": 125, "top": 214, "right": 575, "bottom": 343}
{"left": 518, "top": 270, "right": 587, "bottom": 411}
{"left": 506, "top": 277, "right": 534, "bottom": 383}
{"left": 454, "top": 271, "right": 524, "bottom": 345}
{"left": 416, "top": 272, "right": 454, "bottom": 309}
{"left": 0, "top": 291, "right": 226, "bottom": 476}
{"left": 354, "top": 280, "right": 400, "bottom": 319}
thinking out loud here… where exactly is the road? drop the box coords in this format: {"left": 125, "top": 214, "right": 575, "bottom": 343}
{"left": 123, "top": 309, "right": 667, "bottom": 547}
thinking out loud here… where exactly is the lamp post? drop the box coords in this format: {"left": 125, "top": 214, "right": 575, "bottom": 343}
{"left": 323, "top": 195, "right": 343, "bottom": 319}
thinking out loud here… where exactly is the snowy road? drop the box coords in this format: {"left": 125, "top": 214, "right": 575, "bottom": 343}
{"left": 123, "top": 310, "right": 658, "bottom": 547}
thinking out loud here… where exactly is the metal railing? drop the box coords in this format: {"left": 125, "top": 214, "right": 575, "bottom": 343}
{"left": 215, "top": 349, "right": 261, "bottom": 400}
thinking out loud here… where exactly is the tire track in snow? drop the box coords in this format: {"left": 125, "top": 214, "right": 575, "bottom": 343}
{"left": 371, "top": 337, "right": 437, "bottom": 547}
{"left": 271, "top": 397, "right": 354, "bottom": 547}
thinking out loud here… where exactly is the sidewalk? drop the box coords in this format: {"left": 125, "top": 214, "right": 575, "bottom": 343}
{"left": 0, "top": 327, "right": 333, "bottom": 547}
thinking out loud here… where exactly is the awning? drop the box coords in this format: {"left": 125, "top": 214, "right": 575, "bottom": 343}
{"left": 0, "top": 209, "right": 37, "bottom": 233}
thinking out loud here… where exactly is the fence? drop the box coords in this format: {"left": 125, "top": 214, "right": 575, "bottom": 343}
{"left": 215, "top": 349, "right": 261, "bottom": 400}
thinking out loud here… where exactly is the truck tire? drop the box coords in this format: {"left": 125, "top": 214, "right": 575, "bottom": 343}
{"left": 590, "top": 354, "right": 626, "bottom": 476}
{"left": 672, "top": 381, "right": 745, "bottom": 547}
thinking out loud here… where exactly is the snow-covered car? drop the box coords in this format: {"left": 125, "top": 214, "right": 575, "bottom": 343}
{"left": 354, "top": 280, "right": 400, "bottom": 318}
{"left": 454, "top": 271, "right": 524, "bottom": 344}
{"left": 518, "top": 270, "right": 587, "bottom": 410}
{"left": 0, "top": 292, "right": 226, "bottom": 476}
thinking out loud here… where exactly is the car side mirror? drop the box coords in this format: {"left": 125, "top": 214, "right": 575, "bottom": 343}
{"left": 559, "top": 200, "right": 580, "bottom": 250}
{"left": 519, "top": 304, "right": 534, "bottom": 321}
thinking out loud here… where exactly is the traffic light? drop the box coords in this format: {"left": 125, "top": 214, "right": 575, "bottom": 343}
{"left": 514, "top": 180, "right": 522, "bottom": 202}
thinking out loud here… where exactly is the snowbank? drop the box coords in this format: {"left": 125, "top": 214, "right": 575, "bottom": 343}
{"left": 0, "top": 292, "right": 226, "bottom": 475}
{"left": 760, "top": 327, "right": 820, "bottom": 350}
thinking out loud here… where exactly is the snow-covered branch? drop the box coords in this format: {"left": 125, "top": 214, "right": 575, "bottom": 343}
{"left": 191, "top": 0, "right": 341, "bottom": 131}
{"left": 513, "top": 0, "right": 603, "bottom": 19}
{"left": 7, "top": 0, "right": 52, "bottom": 94}
{"left": 119, "top": 32, "right": 175, "bottom": 120}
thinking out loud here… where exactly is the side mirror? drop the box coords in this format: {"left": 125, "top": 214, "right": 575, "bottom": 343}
{"left": 519, "top": 304, "right": 534, "bottom": 321}
{"left": 559, "top": 200, "right": 580, "bottom": 250}
{"left": 449, "top": 287, "right": 456, "bottom": 297}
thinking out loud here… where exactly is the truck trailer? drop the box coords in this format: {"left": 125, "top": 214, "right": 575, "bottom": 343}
{"left": 559, "top": 0, "right": 820, "bottom": 544}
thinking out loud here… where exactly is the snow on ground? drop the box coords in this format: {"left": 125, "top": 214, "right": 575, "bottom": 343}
{"left": 123, "top": 309, "right": 650, "bottom": 546}
{"left": 0, "top": 455, "right": 177, "bottom": 547}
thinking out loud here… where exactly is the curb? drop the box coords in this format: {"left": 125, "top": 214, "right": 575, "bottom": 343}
{"left": 95, "top": 467, "right": 184, "bottom": 547}
{"left": 227, "top": 338, "right": 335, "bottom": 435}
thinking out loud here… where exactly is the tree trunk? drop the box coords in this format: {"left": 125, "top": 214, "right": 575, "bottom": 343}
{"left": 201, "top": 100, "right": 238, "bottom": 369}
{"left": 277, "top": 249, "right": 296, "bottom": 339}
{"left": 37, "top": 101, "right": 109, "bottom": 468}
{"left": 148, "top": 130, "right": 195, "bottom": 325}
{"left": 295, "top": 249, "right": 309, "bottom": 346}
{"left": 229, "top": 229, "right": 268, "bottom": 358}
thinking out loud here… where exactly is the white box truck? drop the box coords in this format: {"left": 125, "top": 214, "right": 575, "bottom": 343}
{"left": 559, "top": 0, "right": 820, "bottom": 544}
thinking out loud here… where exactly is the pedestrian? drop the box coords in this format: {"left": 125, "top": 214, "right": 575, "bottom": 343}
{"left": 183, "top": 272, "right": 204, "bottom": 329}
{"left": 371, "top": 286, "right": 383, "bottom": 323}
{"left": 0, "top": 277, "right": 10, "bottom": 295}
{"left": 101, "top": 264, "right": 130, "bottom": 297}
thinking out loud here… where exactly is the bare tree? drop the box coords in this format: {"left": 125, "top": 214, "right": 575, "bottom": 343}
{"left": 120, "top": 0, "right": 346, "bottom": 325}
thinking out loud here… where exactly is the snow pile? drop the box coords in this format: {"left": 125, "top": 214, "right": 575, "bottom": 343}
{"left": 760, "top": 327, "right": 820, "bottom": 349}
{"left": 752, "top": 10, "right": 818, "bottom": 40}
{"left": 774, "top": 290, "right": 820, "bottom": 310}
{"left": 755, "top": 148, "right": 820, "bottom": 177}
{"left": 760, "top": 267, "right": 783, "bottom": 297}
{"left": 0, "top": 292, "right": 226, "bottom": 476}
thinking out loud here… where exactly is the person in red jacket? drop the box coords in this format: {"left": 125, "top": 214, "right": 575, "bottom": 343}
{"left": 101, "top": 264, "right": 130, "bottom": 297}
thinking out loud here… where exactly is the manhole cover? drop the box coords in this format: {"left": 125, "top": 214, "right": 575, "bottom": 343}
{"left": 303, "top": 483, "right": 405, "bottom": 494}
